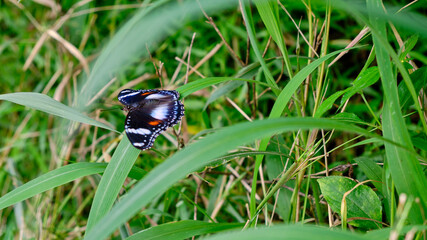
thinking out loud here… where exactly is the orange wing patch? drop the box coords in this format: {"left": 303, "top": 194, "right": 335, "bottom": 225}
{"left": 141, "top": 92, "right": 154, "bottom": 96}
{"left": 148, "top": 120, "right": 163, "bottom": 126}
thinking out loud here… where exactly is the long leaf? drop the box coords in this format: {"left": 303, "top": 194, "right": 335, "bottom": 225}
{"left": 85, "top": 136, "right": 140, "bottom": 232}
{"left": 253, "top": 0, "right": 293, "bottom": 78}
{"left": 0, "top": 162, "right": 146, "bottom": 211}
{"left": 84, "top": 117, "right": 397, "bottom": 239}
{"left": 204, "top": 224, "right": 372, "bottom": 240}
{"left": 0, "top": 163, "right": 106, "bottom": 210}
{"left": 126, "top": 220, "right": 242, "bottom": 240}
{"left": 365, "top": 225, "right": 427, "bottom": 239}
{"left": 0, "top": 92, "right": 116, "bottom": 132}
{"left": 240, "top": 0, "right": 280, "bottom": 96}
{"left": 367, "top": 0, "right": 427, "bottom": 223}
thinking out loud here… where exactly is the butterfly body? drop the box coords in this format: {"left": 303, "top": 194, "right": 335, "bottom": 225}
{"left": 118, "top": 89, "right": 184, "bottom": 150}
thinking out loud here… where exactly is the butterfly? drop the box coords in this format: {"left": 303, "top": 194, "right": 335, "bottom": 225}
{"left": 118, "top": 89, "right": 184, "bottom": 150}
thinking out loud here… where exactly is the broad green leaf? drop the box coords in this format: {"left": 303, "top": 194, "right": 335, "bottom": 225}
{"left": 85, "top": 136, "right": 140, "bottom": 232}
{"left": 204, "top": 224, "right": 373, "bottom": 240}
{"left": 0, "top": 163, "right": 106, "bottom": 210}
{"left": 0, "top": 92, "right": 116, "bottom": 132}
{"left": 126, "top": 220, "right": 242, "bottom": 240}
{"left": 317, "top": 176, "right": 382, "bottom": 229}
{"left": 84, "top": 117, "right": 394, "bottom": 239}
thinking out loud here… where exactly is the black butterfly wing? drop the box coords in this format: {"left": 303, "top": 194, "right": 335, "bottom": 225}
{"left": 124, "top": 110, "right": 168, "bottom": 150}
{"left": 123, "top": 90, "right": 184, "bottom": 150}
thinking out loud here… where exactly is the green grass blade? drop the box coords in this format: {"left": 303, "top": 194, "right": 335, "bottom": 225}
{"left": 240, "top": 0, "right": 280, "bottom": 96}
{"left": 0, "top": 163, "right": 106, "bottom": 210}
{"left": 354, "top": 157, "right": 383, "bottom": 191}
{"left": 365, "top": 225, "right": 427, "bottom": 239}
{"left": 0, "top": 161, "right": 147, "bottom": 212}
{"left": 84, "top": 117, "right": 395, "bottom": 239}
{"left": 367, "top": 0, "right": 427, "bottom": 223}
{"left": 0, "top": 92, "right": 116, "bottom": 132}
{"left": 268, "top": 47, "right": 358, "bottom": 120}
{"left": 341, "top": 67, "right": 380, "bottom": 105}
{"left": 85, "top": 136, "right": 140, "bottom": 233}
{"left": 253, "top": 0, "right": 293, "bottom": 78}
{"left": 203, "top": 224, "right": 373, "bottom": 240}
{"left": 126, "top": 220, "right": 242, "bottom": 240}
{"left": 177, "top": 77, "right": 274, "bottom": 99}
{"left": 314, "top": 90, "right": 348, "bottom": 118}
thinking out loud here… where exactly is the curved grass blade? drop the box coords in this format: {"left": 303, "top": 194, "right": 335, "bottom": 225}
{"left": 0, "top": 163, "right": 106, "bottom": 210}
{"left": 84, "top": 117, "right": 398, "bottom": 239}
{"left": 85, "top": 136, "right": 140, "bottom": 233}
{"left": 177, "top": 77, "right": 273, "bottom": 99}
{"left": 240, "top": 0, "right": 280, "bottom": 96}
{"left": 253, "top": 0, "right": 293, "bottom": 78}
{"left": 365, "top": 225, "right": 427, "bottom": 239}
{"left": 202, "top": 58, "right": 279, "bottom": 107}
{"left": 0, "top": 92, "right": 117, "bottom": 132}
{"left": 0, "top": 160, "right": 146, "bottom": 212}
{"left": 126, "top": 220, "right": 242, "bottom": 240}
{"left": 203, "top": 224, "right": 372, "bottom": 240}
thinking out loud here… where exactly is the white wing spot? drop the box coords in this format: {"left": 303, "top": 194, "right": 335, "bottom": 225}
{"left": 118, "top": 91, "right": 140, "bottom": 100}
{"left": 145, "top": 93, "right": 172, "bottom": 100}
{"left": 150, "top": 104, "right": 169, "bottom": 120}
{"left": 126, "top": 128, "right": 152, "bottom": 135}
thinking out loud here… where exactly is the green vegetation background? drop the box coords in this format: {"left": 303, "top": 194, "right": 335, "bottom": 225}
{"left": 0, "top": 0, "right": 426, "bottom": 239}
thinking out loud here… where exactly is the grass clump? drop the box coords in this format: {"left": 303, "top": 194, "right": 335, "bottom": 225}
{"left": 0, "top": 0, "right": 426, "bottom": 239}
